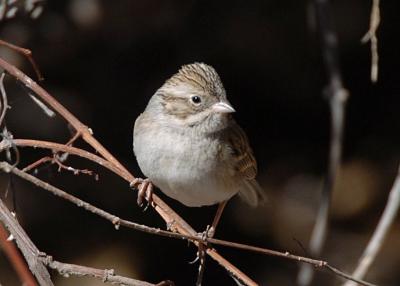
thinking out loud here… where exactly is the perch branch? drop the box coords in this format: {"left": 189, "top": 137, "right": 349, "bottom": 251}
{"left": 298, "top": 0, "right": 349, "bottom": 285}
{"left": 342, "top": 165, "right": 400, "bottom": 286}
{"left": 0, "top": 161, "right": 376, "bottom": 286}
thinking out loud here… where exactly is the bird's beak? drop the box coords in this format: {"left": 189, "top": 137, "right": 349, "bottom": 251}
{"left": 212, "top": 101, "right": 236, "bottom": 113}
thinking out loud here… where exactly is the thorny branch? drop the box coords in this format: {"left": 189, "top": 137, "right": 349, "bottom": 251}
{"left": 298, "top": 0, "right": 349, "bottom": 285}
{"left": 0, "top": 161, "right": 377, "bottom": 286}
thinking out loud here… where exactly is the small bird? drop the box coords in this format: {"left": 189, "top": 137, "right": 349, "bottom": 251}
{"left": 133, "top": 63, "right": 264, "bottom": 208}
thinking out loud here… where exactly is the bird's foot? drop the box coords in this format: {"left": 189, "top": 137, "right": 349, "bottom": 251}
{"left": 130, "top": 178, "right": 154, "bottom": 209}
{"left": 198, "top": 224, "right": 215, "bottom": 242}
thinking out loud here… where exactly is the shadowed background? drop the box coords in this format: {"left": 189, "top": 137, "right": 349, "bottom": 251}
{"left": 0, "top": 0, "right": 400, "bottom": 285}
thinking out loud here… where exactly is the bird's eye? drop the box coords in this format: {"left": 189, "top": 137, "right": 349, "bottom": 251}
{"left": 191, "top": 96, "right": 201, "bottom": 104}
{"left": 191, "top": 96, "right": 202, "bottom": 104}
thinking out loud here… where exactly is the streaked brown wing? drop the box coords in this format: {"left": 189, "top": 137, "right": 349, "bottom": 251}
{"left": 224, "top": 121, "right": 257, "bottom": 180}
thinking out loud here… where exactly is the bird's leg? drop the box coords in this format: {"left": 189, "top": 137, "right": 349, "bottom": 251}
{"left": 130, "top": 178, "right": 154, "bottom": 208}
{"left": 207, "top": 200, "right": 228, "bottom": 238}
{"left": 197, "top": 201, "right": 228, "bottom": 240}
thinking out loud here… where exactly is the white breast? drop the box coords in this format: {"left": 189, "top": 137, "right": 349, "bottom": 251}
{"left": 134, "top": 120, "right": 238, "bottom": 207}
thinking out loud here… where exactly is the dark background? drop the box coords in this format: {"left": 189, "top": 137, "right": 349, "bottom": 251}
{"left": 0, "top": 0, "right": 399, "bottom": 285}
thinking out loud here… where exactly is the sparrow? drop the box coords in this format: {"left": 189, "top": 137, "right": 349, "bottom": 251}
{"left": 133, "top": 62, "right": 264, "bottom": 207}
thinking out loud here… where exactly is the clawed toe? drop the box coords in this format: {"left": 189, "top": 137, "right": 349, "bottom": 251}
{"left": 130, "top": 178, "right": 154, "bottom": 208}
{"left": 205, "top": 225, "right": 215, "bottom": 239}
{"left": 136, "top": 179, "right": 154, "bottom": 208}
{"left": 129, "top": 178, "right": 143, "bottom": 189}
{"left": 198, "top": 225, "right": 215, "bottom": 241}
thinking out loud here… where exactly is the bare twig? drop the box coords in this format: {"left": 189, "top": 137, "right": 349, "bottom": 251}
{"left": 298, "top": 0, "right": 349, "bottom": 285}
{"left": 0, "top": 197, "right": 54, "bottom": 285}
{"left": 0, "top": 161, "right": 376, "bottom": 286}
{"left": 0, "top": 39, "right": 43, "bottom": 81}
{"left": 0, "top": 224, "right": 37, "bottom": 286}
{"left": 22, "top": 156, "right": 52, "bottom": 172}
{"left": 52, "top": 153, "right": 98, "bottom": 179}
{"left": 43, "top": 256, "right": 166, "bottom": 286}
{"left": 22, "top": 153, "right": 98, "bottom": 179}
{"left": 342, "top": 166, "right": 400, "bottom": 286}
{"left": 24, "top": 132, "right": 91, "bottom": 176}
{"left": 362, "top": 0, "right": 380, "bottom": 82}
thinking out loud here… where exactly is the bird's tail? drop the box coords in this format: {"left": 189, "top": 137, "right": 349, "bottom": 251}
{"left": 238, "top": 179, "right": 267, "bottom": 207}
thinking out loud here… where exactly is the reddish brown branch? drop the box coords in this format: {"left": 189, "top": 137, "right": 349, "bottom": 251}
{"left": 0, "top": 39, "right": 43, "bottom": 81}
{"left": 0, "top": 224, "right": 37, "bottom": 286}
{"left": 22, "top": 156, "right": 52, "bottom": 172}
{"left": 2, "top": 139, "right": 129, "bottom": 181}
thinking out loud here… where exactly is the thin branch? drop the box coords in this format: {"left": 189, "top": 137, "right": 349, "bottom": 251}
{"left": 43, "top": 256, "right": 167, "bottom": 286}
{"left": 1, "top": 139, "right": 131, "bottom": 181}
{"left": 0, "top": 39, "right": 43, "bottom": 81}
{"left": 0, "top": 224, "right": 37, "bottom": 286}
{"left": 22, "top": 156, "right": 52, "bottom": 172}
{"left": 208, "top": 238, "right": 375, "bottom": 286}
{"left": 0, "top": 197, "right": 54, "bottom": 285}
{"left": 298, "top": 0, "right": 349, "bottom": 285}
{"left": 0, "top": 162, "right": 376, "bottom": 286}
{"left": 361, "top": 0, "right": 380, "bottom": 83}
{"left": 342, "top": 165, "right": 400, "bottom": 286}
{"left": 52, "top": 153, "right": 98, "bottom": 179}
